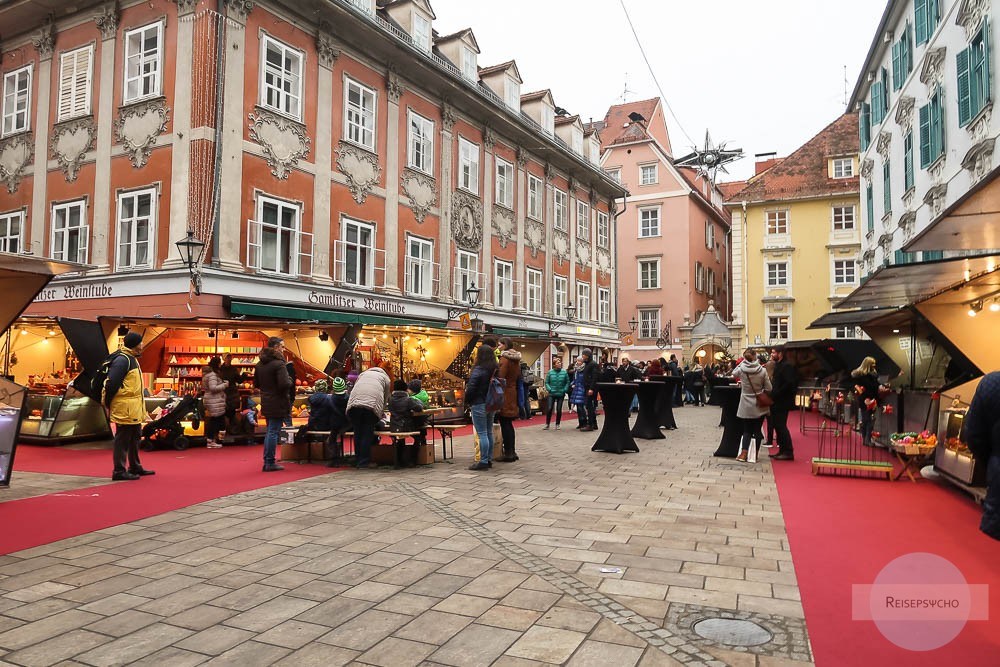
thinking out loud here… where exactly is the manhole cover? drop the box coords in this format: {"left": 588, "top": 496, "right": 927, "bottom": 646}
{"left": 693, "top": 618, "right": 772, "bottom": 646}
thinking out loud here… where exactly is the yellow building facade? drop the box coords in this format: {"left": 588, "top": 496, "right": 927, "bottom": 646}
{"left": 726, "top": 114, "right": 861, "bottom": 347}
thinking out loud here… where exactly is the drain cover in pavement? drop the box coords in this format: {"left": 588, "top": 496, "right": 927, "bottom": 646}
{"left": 693, "top": 618, "right": 772, "bottom": 646}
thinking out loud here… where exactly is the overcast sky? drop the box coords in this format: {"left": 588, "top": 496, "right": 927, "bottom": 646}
{"left": 430, "top": 0, "right": 886, "bottom": 182}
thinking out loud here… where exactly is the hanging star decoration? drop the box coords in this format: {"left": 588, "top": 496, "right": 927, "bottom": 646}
{"left": 674, "top": 130, "right": 743, "bottom": 184}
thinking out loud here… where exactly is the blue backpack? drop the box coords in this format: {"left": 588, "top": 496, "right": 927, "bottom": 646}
{"left": 485, "top": 374, "right": 506, "bottom": 413}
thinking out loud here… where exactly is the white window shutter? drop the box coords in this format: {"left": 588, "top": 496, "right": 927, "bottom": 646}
{"left": 58, "top": 47, "right": 93, "bottom": 121}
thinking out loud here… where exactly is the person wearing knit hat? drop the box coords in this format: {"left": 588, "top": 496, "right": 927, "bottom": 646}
{"left": 331, "top": 377, "right": 348, "bottom": 394}
{"left": 105, "top": 331, "right": 153, "bottom": 480}
{"left": 408, "top": 378, "right": 430, "bottom": 408}
{"left": 313, "top": 379, "right": 329, "bottom": 393}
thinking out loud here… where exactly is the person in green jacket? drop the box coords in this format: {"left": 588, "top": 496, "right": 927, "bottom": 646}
{"left": 407, "top": 379, "right": 430, "bottom": 407}
{"left": 543, "top": 356, "right": 570, "bottom": 429}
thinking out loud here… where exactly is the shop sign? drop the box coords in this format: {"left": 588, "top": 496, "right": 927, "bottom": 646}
{"left": 458, "top": 313, "right": 472, "bottom": 330}
{"left": 575, "top": 325, "right": 603, "bottom": 337}
{"left": 306, "top": 291, "right": 407, "bottom": 315}
{"left": 33, "top": 283, "right": 114, "bottom": 302}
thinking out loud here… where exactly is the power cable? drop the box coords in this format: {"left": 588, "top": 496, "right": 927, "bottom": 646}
{"left": 618, "top": 0, "right": 697, "bottom": 148}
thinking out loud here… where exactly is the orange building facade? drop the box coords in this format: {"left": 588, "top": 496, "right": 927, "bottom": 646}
{"left": 0, "top": 0, "right": 624, "bottom": 358}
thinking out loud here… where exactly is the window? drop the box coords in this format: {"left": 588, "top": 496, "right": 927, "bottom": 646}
{"left": 124, "top": 23, "right": 163, "bottom": 103}
{"left": 834, "top": 325, "right": 858, "bottom": 339}
{"left": 494, "top": 260, "right": 513, "bottom": 310}
{"left": 504, "top": 76, "right": 519, "bottom": 110}
{"left": 340, "top": 217, "right": 375, "bottom": 287}
{"left": 526, "top": 268, "right": 542, "bottom": 314}
{"left": 407, "top": 111, "right": 433, "bottom": 174}
{"left": 553, "top": 275, "right": 568, "bottom": 317}
{"left": 833, "top": 206, "right": 856, "bottom": 230}
{"left": 882, "top": 160, "right": 891, "bottom": 215}
{"left": 895, "top": 249, "right": 917, "bottom": 265}
{"left": 707, "top": 268, "right": 716, "bottom": 296}
{"left": 958, "top": 19, "right": 992, "bottom": 126}
{"left": 606, "top": 168, "right": 621, "bottom": 183}
{"left": 597, "top": 211, "right": 609, "bottom": 248}
{"left": 576, "top": 283, "right": 590, "bottom": 321}
{"left": 412, "top": 12, "right": 431, "bottom": 52}
{"left": 598, "top": 287, "right": 610, "bottom": 324}
{"left": 541, "top": 104, "right": 554, "bottom": 135}
{"left": 2, "top": 65, "right": 31, "bottom": 136}
{"left": 639, "top": 164, "right": 657, "bottom": 185}
{"left": 695, "top": 262, "right": 704, "bottom": 292}
{"left": 832, "top": 158, "right": 854, "bottom": 178}
{"left": 638, "top": 258, "right": 660, "bottom": 289}
{"left": 833, "top": 259, "right": 857, "bottom": 285}
{"left": 0, "top": 210, "right": 24, "bottom": 253}
{"left": 576, "top": 200, "right": 590, "bottom": 239}
{"left": 919, "top": 89, "right": 945, "bottom": 167}
{"left": 459, "top": 138, "right": 480, "bottom": 194}
{"left": 638, "top": 309, "right": 660, "bottom": 339}
{"left": 405, "top": 235, "right": 434, "bottom": 297}
{"left": 261, "top": 35, "right": 303, "bottom": 120}
{"left": 767, "top": 262, "right": 788, "bottom": 287}
{"left": 51, "top": 200, "right": 88, "bottom": 264}
{"left": 923, "top": 250, "right": 944, "bottom": 261}
{"left": 866, "top": 185, "right": 874, "bottom": 234}
{"left": 871, "top": 67, "right": 889, "bottom": 125}
{"left": 639, "top": 207, "right": 660, "bottom": 238}
{"left": 553, "top": 189, "right": 568, "bottom": 230}
{"left": 915, "top": 0, "right": 940, "bottom": 45}
{"left": 461, "top": 47, "right": 477, "bottom": 81}
{"left": 58, "top": 47, "right": 93, "bottom": 121}
{"left": 768, "top": 316, "right": 789, "bottom": 342}
{"left": 455, "top": 250, "right": 479, "bottom": 303}
{"left": 903, "top": 131, "right": 914, "bottom": 191}
{"left": 344, "top": 78, "right": 376, "bottom": 150}
{"left": 766, "top": 210, "right": 789, "bottom": 235}
{"left": 527, "top": 175, "right": 542, "bottom": 220}
{"left": 571, "top": 129, "right": 583, "bottom": 155}
{"left": 705, "top": 219, "right": 715, "bottom": 249}
{"left": 253, "top": 196, "right": 301, "bottom": 276}
{"left": 892, "top": 23, "right": 914, "bottom": 91}
{"left": 116, "top": 189, "right": 155, "bottom": 269}
{"left": 496, "top": 158, "right": 514, "bottom": 208}
{"left": 860, "top": 101, "right": 871, "bottom": 151}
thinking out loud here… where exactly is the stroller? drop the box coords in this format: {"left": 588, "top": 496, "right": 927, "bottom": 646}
{"left": 141, "top": 395, "right": 202, "bottom": 451}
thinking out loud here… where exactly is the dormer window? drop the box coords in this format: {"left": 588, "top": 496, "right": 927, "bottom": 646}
{"left": 462, "top": 48, "right": 477, "bottom": 81}
{"left": 412, "top": 12, "right": 431, "bottom": 52}
{"left": 541, "top": 105, "right": 554, "bottom": 135}
{"left": 504, "top": 76, "right": 520, "bottom": 111}
{"left": 832, "top": 157, "right": 854, "bottom": 178}
{"left": 572, "top": 128, "right": 583, "bottom": 155}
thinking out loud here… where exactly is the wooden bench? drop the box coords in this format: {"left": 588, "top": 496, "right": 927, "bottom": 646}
{"left": 375, "top": 431, "right": 421, "bottom": 468}
{"left": 434, "top": 425, "right": 463, "bottom": 462}
{"left": 811, "top": 457, "right": 893, "bottom": 480}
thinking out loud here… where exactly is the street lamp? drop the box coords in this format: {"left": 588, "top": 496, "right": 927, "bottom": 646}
{"left": 619, "top": 316, "right": 638, "bottom": 340}
{"left": 447, "top": 283, "right": 481, "bottom": 320}
{"left": 175, "top": 230, "right": 205, "bottom": 295}
{"left": 549, "top": 302, "right": 576, "bottom": 337}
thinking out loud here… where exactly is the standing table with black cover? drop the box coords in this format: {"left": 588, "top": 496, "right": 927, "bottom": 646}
{"left": 712, "top": 384, "right": 743, "bottom": 457}
{"left": 592, "top": 382, "right": 639, "bottom": 453}
{"left": 630, "top": 380, "right": 666, "bottom": 440}
{"left": 649, "top": 376, "right": 680, "bottom": 429}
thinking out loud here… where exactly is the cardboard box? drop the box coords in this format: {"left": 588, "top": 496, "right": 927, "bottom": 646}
{"left": 416, "top": 443, "right": 434, "bottom": 465}
{"left": 372, "top": 443, "right": 395, "bottom": 465}
{"left": 309, "top": 440, "right": 326, "bottom": 461}
{"left": 280, "top": 442, "right": 307, "bottom": 461}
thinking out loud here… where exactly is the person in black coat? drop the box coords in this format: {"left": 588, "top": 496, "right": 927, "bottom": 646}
{"left": 580, "top": 348, "right": 600, "bottom": 431}
{"left": 768, "top": 346, "right": 799, "bottom": 460}
{"left": 963, "top": 371, "right": 1000, "bottom": 540}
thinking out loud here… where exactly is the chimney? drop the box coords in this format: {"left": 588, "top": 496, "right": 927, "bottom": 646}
{"left": 754, "top": 152, "right": 779, "bottom": 176}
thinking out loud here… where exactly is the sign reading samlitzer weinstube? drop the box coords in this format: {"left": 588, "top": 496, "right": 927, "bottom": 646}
{"left": 307, "top": 291, "right": 407, "bottom": 315}
{"left": 34, "top": 283, "right": 115, "bottom": 302}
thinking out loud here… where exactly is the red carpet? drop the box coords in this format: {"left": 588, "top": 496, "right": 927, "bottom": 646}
{"left": 1, "top": 444, "right": 339, "bottom": 555}
{"left": 772, "top": 415, "right": 1000, "bottom": 665}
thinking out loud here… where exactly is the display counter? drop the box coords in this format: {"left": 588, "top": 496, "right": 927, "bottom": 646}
{"left": 19, "top": 386, "right": 111, "bottom": 444}
{"left": 934, "top": 397, "right": 986, "bottom": 488}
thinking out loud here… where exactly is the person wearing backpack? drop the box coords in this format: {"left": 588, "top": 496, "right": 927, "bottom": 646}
{"left": 464, "top": 343, "right": 498, "bottom": 471}
{"left": 496, "top": 338, "right": 522, "bottom": 463}
{"left": 103, "top": 332, "right": 154, "bottom": 481}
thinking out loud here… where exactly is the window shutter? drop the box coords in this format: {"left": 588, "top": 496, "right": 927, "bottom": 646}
{"left": 58, "top": 48, "right": 92, "bottom": 120}
{"left": 957, "top": 47, "right": 973, "bottom": 126}
{"left": 904, "top": 23, "right": 913, "bottom": 74}
{"left": 860, "top": 102, "right": 871, "bottom": 150}
{"left": 891, "top": 42, "right": 902, "bottom": 91}
{"left": 883, "top": 161, "right": 891, "bottom": 214}
{"left": 985, "top": 19, "right": 992, "bottom": 105}
{"left": 915, "top": 0, "right": 928, "bottom": 44}
{"left": 866, "top": 186, "right": 874, "bottom": 233}
{"left": 882, "top": 67, "right": 891, "bottom": 108}
{"left": 933, "top": 92, "right": 945, "bottom": 160}
{"left": 58, "top": 54, "right": 75, "bottom": 120}
{"left": 918, "top": 103, "right": 932, "bottom": 167}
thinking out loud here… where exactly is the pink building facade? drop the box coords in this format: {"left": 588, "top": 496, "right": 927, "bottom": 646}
{"left": 592, "top": 99, "right": 731, "bottom": 361}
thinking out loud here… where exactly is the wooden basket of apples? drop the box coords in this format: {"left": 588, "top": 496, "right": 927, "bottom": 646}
{"left": 889, "top": 431, "right": 938, "bottom": 455}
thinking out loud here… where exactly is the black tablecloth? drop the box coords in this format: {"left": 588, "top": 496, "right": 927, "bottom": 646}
{"left": 592, "top": 383, "right": 639, "bottom": 454}
{"left": 630, "top": 380, "right": 666, "bottom": 440}
{"left": 712, "top": 385, "right": 743, "bottom": 457}
{"left": 648, "top": 376, "right": 680, "bottom": 429}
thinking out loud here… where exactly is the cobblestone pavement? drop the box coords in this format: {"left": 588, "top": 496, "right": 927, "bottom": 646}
{"left": 0, "top": 406, "right": 813, "bottom": 666}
